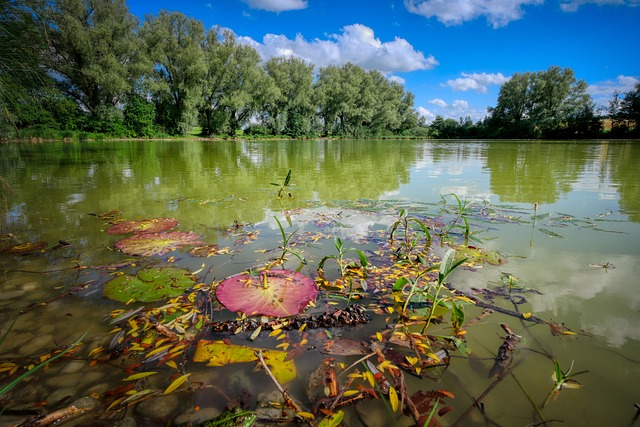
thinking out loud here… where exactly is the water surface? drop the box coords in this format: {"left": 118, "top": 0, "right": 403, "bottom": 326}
{"left": 1, "top": 139, "right": 638, "bottom": 426}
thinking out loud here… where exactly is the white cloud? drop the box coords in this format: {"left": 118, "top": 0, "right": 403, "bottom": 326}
{"left": 417, "top": 106, "right": 436, "bottom": 122}
{"left": 404, "top": 0, "right": 544, "bottom": 28}
{"left": 421, "top": 98, "right": 489, "bottom": 123}
{"left": 237, "top": 24, "right": 438, "bottom": 75}
{"left": 446, "top": 72, "right": 509, "bottom": 93}
{"left": 588, "top": 75, "right": 640, "bottom": 110}
{"left": 241, "top": 0, "right": 308, "bottom": 12}
{"left": 428, "top": 98, "right": 448, "bottom": 108}
{"left": 560, "top": 0, "right": 640, "bottom": 12}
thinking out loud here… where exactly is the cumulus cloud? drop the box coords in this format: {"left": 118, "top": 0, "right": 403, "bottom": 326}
{"left": 417, "top": 107, "right": 436, "bottom": 122}
{"left": 428, "top": 98, "right": 448, "bottom": 108}
{"left": 421, "top": 98, "right": 488, "bottom": 123}
{"left": 588, "top": 75, "right": 639, "bottom": 110}
{"left": 241, "top": 0, "right": 308, "bottom": 12}
{"left": 560, "top": 0, "right": 640, "bottom": 12}
{"left": 404, "top": 0, "right": 543, "bottom": 28}
{"left": 446, "top": 72, "right": 509, "bottom": 93}
{"left": 237, "top": 24, "right": 438, "bottom": 75}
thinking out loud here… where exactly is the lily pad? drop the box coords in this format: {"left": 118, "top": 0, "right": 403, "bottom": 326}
{"left": 193, "top": 339, "right": 296, "bottom": 384}
{"left": 103, "top": 267, "right": 196, "bottom": 302}
{"left": 216, "top": 270, "right": 318, "bottom": 317}
{"left": 114, "top": 231, "right": 203, "bottom": 256}
{"left": 106, "top": 218, "right": 179, "bottom": 234}
{"left": 1, "top": 241, "right": 47, "bottom": 255}
{"left": 454, "top": 245, "right": 507, "bottom": 266}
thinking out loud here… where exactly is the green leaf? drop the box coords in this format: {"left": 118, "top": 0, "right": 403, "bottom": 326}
{"left": 393, "top": 277, "right": 410, "bottom": 292}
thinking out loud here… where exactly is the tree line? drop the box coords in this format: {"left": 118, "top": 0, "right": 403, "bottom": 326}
{"left": 1, "top": 0, "right": 638, "bottom": 140}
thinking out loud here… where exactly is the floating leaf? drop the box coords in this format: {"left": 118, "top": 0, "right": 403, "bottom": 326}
{"left": 114, "top": 231, "right": 203, "bottom": 256}
{"left": 163, "top": 373, "right": 191, "bottom": 395}
{"left": 104, "top": 267, "right": 196, "bottom": 302}
{"left": 1, "top": 241, "right": 47, "bottom": 254}
{"left": 216, "top": 270, "right": 318, "bottom": 317}
{"left": 193, "top": 340, "right": 296, "bottom": 384}
{"left": 317, "top": 410, "right": 344, "bottom": 427}
{"left": 389, "top": 387, "right": 399, "bottom": 412}
{"left": 122, "top": 371, "right": 157, "bottom": 381}
{"left": 107, "top": 218, "right": 179, "bottom": 234}
{"left": 454, "top": 245, "right": 507, "bottom": 266}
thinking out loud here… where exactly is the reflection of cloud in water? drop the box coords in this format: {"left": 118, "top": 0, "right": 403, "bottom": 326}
{"left": 264, "top": 206, "right": 396, "bottom": 241}
{"left": 520, "top": 253, "right": 640, "bottom": 347}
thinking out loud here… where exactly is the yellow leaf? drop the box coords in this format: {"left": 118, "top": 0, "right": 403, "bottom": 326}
{"left": 163, "top": 373, "right": 191, "bottom": 395}
{"left": 146, "top": 344, "right": 172, "bottom": 359}
{"left": 193, "top": 340, "right": 296, "bottom": 384}
{"left": 376, "top": 332, "right": 383, "bottom": 342}
{"left": 269, "top": 329, "right": 282, "bottom": 337}
{"left": 122, "top": 371, "right": 158, "bottom": 381}
{"left": 165, "top": 360, "right": 178, "bottom": 369}
{"left": 522, "top": 312, "right": 532, "bottom": 319}
{"left": 297, "top": 411, "right": 314, "bottom": 421}
{"left": 363, "top": 370, "right": 374, "bottom": 387}
{"left": 343, "top": 389, "right": 360, "bottom": 397}
{"left": 88, "top": 346, "right": 105, "bottom": 357}
{"left": 405, "top": 356, "right": 418, "bottom": 366}
{"left": 389, "top": 386, "right": 399, "bottom": 412}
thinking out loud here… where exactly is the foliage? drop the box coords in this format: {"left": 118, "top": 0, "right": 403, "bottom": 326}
{"left": 124, "top": 94, "right": 156, "bottom": 137}
{"left": 389, "top": 209, "right": 432, "bottom": 262}
{"left": 142, "top": 11, "right": 206, "bottom": 135}
{"left": 318, "top": 236, "right": 369, "bottom": 304}
{"left": 488, "top": 66, "right": 597, "bottom": 139}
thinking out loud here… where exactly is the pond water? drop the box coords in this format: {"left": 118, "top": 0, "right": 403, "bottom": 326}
{"left": 0, "top": 139, "right": 639, "bottom": 426}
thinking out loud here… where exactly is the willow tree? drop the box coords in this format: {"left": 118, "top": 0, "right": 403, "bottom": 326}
{"left": 199, "top": 29, "right": 270, "bottom": 136}
{"left": 263, "top": 56, "right": 315, "bottom": 137}
{"left": 489, "top": 66, "right": 596, "bottom": 138}
{"left": 40, "top": 0, "right": 144, "bottom": 119}
{"left": 142, "top": 11, "right": 205, "bottom": 135}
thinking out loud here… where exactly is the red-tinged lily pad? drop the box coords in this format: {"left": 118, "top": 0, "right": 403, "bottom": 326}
{"left": 114, "top": 231, "right": 203, "bottom": 256}
{"left": 216, "top": 270, "right": 318, "bottom": 317}
{"left": 106, "top": 218, "right": 179, "bottom": 234}
{"left": 103, "top": 267, "right": 196, "bottom": 302}
{"left": 1, "top": 241, "right": 47, "bottom": 255}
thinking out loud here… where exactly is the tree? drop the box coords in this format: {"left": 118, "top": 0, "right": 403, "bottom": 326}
{"left": 0, "top": 0, "right": 50, "bottom": 135}
{"left": 199, "top": 29, "right": 271, "bottom": 136}
{"left": 142, "top": 11, "right": 205, "bottom": 135}
{"left": 263, "top": 56, "right": 315, "bottom": 137}
{"left": 489, "top": 66, "right": 595, "bottom": 138}
{"left": 40, "top": 0, "right": 144, "bottom": 117}
{"left": 619, "top": 82, "right": 640, "bottom": 135}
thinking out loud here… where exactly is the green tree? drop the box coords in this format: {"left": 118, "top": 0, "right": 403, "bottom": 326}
{"left": 0, "top": 0, "right": 50, "bottom": 135}
{"left": 264, "top": 56, "right": 315, "bottom": 137}
{"left": 489, "top": 66, "right": 595, "bottom": 138}
{"left": 199, "top": 29, "right": 271, "bottom": 136}
{"left": 142, "top": 11, "right": 205, "bottom": 135}
{"left": 124, "top": 94, "right": 156, "bottom": 137}
{"left": 40, "top": 0, "right": 144, "bottom": 118}
{"left": 619, "top": 82, "right": 640, "bottom": 136}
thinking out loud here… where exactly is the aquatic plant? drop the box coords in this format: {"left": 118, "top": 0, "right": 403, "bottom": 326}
{"left": 271, "top": 169, "right": 293, "bottom": 199}
{"left": 318, "top": 236, "right": 369, "bottom": 305}
{"left": 271, "top": 216, "right": 306, "bottom": 269}
{"left": 440, "top": 193, "right": 471, "bottom": 243}
{"left": 389, "top": 208, "right": 432, "bottom": 262}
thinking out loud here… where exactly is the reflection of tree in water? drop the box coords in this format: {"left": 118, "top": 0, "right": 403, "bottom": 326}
{"left": 485, "top": 142, "right": 589, "bottom": 204}
{"left": 602, "top": 142, "right": 640, "bottom": 223}
{"left": 0, "top": 140, "right": 420, "bottom": 253}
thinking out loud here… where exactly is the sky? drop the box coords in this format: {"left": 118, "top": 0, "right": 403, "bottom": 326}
{"left": 126, "top": 0, "right": 640, "bottom": 123}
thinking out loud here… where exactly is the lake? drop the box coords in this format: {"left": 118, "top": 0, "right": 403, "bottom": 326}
{"left": 1, "top": 139, "right": 639, "bottom": 426}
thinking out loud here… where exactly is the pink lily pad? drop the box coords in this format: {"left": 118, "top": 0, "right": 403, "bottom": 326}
{"left": 106, "top": 218, "right": 179, "bottom": 234}
{"left": 114, "top": 231, "right": 203, "bottom": 256}
{"left": 216, "top": 270, "right": 318, "bottom": 317}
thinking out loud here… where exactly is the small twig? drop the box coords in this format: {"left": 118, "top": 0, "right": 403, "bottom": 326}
{"left": 15, "top": 405, "right": 86, "bottom": 427}
{"left": 255, "top": 350, "right": 302, "bottom": 413}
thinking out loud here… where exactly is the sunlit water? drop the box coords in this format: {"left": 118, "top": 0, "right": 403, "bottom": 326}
{"left": 0, "top": 139, "right": 639, "bottom": 426}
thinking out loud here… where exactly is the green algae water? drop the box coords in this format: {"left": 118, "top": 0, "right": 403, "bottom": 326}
{"left": 0, "top": 139, "right": 638, "bottom": 426}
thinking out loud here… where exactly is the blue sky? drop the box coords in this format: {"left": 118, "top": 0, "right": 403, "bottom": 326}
{"left": 127, "top": 0, "right": 640, "bottom": 123}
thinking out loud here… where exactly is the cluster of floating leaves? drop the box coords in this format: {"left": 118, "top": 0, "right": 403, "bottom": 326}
{"left": 35, "top": 201, "right": 600, "bottom": 425}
